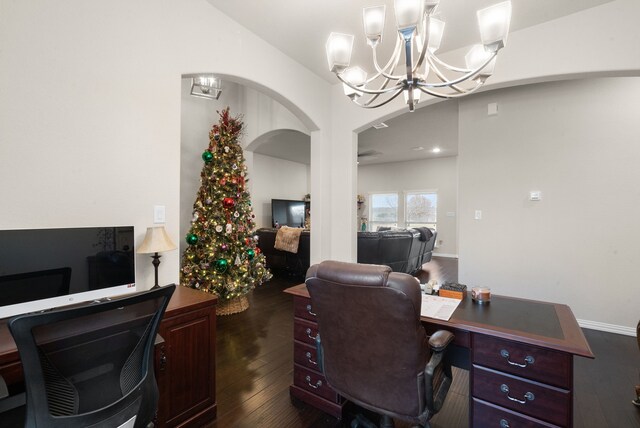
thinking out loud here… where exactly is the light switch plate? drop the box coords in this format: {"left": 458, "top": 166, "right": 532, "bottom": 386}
{"left": 154, "top": 205, "right": 166, "bottom": 223}
{"left": 474, "top": 210, "right": 482, "bottom": 220}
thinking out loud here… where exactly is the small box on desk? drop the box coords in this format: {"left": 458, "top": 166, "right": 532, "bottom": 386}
{"left": 438, "top": 282, "right": 467, "bottom": 300}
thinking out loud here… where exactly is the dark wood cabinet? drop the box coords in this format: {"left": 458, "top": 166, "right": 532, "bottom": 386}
{"left": 156, "top": 286, "right": 218, "bottom": 428}
{"left": 289, "top": 295, "right": 346, "bottom": 418}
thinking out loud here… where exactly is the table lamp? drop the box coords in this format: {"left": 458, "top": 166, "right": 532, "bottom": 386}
{"left": 137, "top": 226, "right": 177, "bottom": 289}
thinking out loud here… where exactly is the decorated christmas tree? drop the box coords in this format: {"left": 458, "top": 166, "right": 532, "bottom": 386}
{"left": 180, "top": 107, "right": 271, "bottom": 314}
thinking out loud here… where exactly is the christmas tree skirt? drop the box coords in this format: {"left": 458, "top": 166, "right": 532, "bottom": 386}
{"left": 216, "top": 294, "right": 250, "bottom": 316}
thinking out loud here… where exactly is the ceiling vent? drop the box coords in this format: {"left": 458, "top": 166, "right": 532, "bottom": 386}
{"left": 372, "top": 122, "right": 388, "bottom": 130}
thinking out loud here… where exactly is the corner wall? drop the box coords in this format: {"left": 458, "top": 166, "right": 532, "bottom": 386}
{"left": 458, "top": 77, "right": 640, "bottom": 331}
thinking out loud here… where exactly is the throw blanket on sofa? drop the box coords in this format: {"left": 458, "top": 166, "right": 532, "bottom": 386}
{"left": 274, "top": 226, "right": 304, "bottom": 254}
{"left": 415, "top": 227, "right": 434, "bottom": 242}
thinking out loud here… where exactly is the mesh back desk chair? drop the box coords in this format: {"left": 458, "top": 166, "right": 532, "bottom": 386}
{"left": 306, "top": 261, "right": 454, "bottom": 428}
{"left": 5, "top": 284, "right": 175, "bottom": 427}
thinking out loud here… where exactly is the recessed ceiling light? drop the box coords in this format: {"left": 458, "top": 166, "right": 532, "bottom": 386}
{"left": 411, "top": 146, "right": 424, "bottom": 151}
{"left": 432, "top": 147, "right": 441, "bottom": 153}
{"left": 372, "top": 122, "right": 388, "bottom": 129}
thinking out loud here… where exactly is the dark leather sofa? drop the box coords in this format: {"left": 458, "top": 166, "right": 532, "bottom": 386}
{"left": 256, "top": 227, "right": 436, "bottom": 277}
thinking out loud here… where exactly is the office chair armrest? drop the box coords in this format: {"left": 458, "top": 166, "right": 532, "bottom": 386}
{"left": 424, "top": 330, "right": 454, "bottom": 414}
{"left": 0, "top": 375, "right": 8, "bottom": 399}
{"left": 428, "top": 330, "right": 454, "bottom": 353}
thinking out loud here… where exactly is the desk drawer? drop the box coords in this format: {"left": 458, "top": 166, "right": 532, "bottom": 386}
{"left": 473, "top": 366, "right": 570, "bottom": 427}
{"left": 293, "top": 364, "right": 340, "bottom": 403}
{"left": 294, "top": 341, "right": 321, "bottom": 371}
{"left": 473, "top": 398, "right": 561, "bottom": 428}
{"left": 473, "top": 334, "right": 571, "bottom": 388}
{"left": 294, "top": 318, "right": 319, "bottom": 347}
{"left": 293, "top": 295, "right": 317, "bottom": 322}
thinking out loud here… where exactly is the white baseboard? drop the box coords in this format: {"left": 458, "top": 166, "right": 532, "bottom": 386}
{"left": 578, "top": 319, "right": 636, "bottom": 336}
{"left": 432, "top": 253, "right": 458, "bottom": 258}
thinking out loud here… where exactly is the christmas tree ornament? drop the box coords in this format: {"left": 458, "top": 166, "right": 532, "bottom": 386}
{"left": 240, "top": 171, "right": 245, "bottom": 177}
{"left": 253, "top": 235, "right": 259, "bottom": 242}
{"left": 224, "top": 146, "right": 230, "bottom": 153}
{"left": 233, "top": 211, "right": 239, "bottom": 218}
{"left": 215, "top": 258, "right": 228, "bottom": 273}
{"left": 220, "top": 178, "right": 226, "bottom": 185}
{"left": 255, "top": 247, "right": 261, "bottom": 254}
{"left": 247, "top": 249, "right": 256, "bottom": 260}
{"left": 232, "top": 164, "right": 238, "bottom": 170}
{"left": 235, "top": 255, "right": 241, "bottom": 266}
{"left": 215, "top": 225, "right": 223, "bottom": 233}
{"left": 222, "top": 197, "right": 235, "bottom": 209}
{"left": 221, "top": 243, "right": 228, "bottom": 251}
{"left": 186, "top": 233, "right": 198, "bottom": 245}
{"left": 206, "top": 197, "right": 212, "bottom": 205}
{"left": 225, "top": 223, "right": 232, "bottom": 234}
{"left": 214, "top": 133, "right": 220, "bottom": 142}
{"left": 202, "top": 151, "right": 213, "bottom": 163}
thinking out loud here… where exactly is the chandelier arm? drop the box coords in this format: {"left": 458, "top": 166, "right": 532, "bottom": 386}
{"left": 425, "top": 56, "right": 468, "bottom": 94}
{"left": 412, "top": 30, "right": 430, "bottom": 76}
{"left": 428, "top": 51, "right": 474, "bottom": 73}
{"left": 420, "top": 52, "right": 497, "bottom": 88}
{"left": 369, "top": 37, "right": 405, "bottom": 82}
{"left": 416, "top": 81, "right": 484, "bottom": 99}
{"left": 336, "top": 73, "right": 404, "bottom": 95}
{"left": 351, "top": 87, "right": 405, "bottom": 109}
{"left": 363, "top": 78, "right": 394, "bottom": 107}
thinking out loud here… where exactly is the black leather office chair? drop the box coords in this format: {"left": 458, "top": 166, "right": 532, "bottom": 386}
{"left": 5, "top": 284, "right": 175, "bottom": 427}
{"left": 306, "top": 261, "right": 454, "bottom": 428}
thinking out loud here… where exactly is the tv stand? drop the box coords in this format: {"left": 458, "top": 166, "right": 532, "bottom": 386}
{"left": 0, "top": 286, "right": 218, "bottom": 427}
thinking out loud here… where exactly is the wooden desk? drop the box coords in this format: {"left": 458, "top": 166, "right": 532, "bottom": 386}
{"left": 0, "top": 285, "right": 218, "bottom": 428}
{"left": 284, "top": 284, "right": 594, "bottom": 428}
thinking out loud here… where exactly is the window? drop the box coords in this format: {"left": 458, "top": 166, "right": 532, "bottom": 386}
{"left": 405, "top": 191, "right": 437, "bottom": 230}
{"left": 368, "top": 193, "right": 398, "bottom": 231}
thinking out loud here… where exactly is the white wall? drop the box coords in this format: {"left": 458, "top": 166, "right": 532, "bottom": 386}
{"left": 358, "top": 157, "right": 458, "bottom": 256}
{"left": 458, "top": 77, "right": 640, "bottom": 332}
{"left": 0, "top": 0, "right": 331, "bottom": 292}
{"left": 251, "top": 154, "right": 310, "bottom": 229}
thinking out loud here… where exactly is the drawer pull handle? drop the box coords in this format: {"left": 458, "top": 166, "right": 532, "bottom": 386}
{"left": 305, "top": 351, "right": 317, "bottom": 365}
{"left": 500, "top": 384, "right": 535, "bottom": 404}
{"left": 500, "top": 349, "right": 535, "bottom": 367}
{"left": 305, "top": 375, "right": 322, "bottom": 389}
{"left": 499, "top": 419, "right": 510, "bottom": 428}
{"left": 305, "top": 328, "right": 317, "bottom": 340}
{"left": 306, "top": 304, "right": 317, "bottom": 316}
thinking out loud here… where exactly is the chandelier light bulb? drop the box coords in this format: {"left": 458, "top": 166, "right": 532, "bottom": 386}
{"left": 427, "top": 18, "right": 445, "bottom": 52}
{"left": 477, "top": 1, "right": 512, "bottom": 52}
{"left": 394, "top": 0, "right": 423, "bottom": 31}
{"left": 326, "top": 32, "right": 354, "bottom": 73}
{"left": 465, "top": 44, "right": 497, "bottom": 82}
{"left": 363, "top": 6, "right": 386, "bottom": 46}
{"left": 342, "top": 66, "right": 368, "bottom": 98}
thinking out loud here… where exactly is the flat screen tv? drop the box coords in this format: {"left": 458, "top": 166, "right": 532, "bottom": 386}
{"left": 0, "top": 226, "right": 136, "bottom": 319}
{"left": 271, "top": 199, "right": 306, "bottom": 228}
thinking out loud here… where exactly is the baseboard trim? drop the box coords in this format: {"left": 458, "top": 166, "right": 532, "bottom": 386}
{"left": 432, "top": 253, "right": 458, "bottom": 259}
{"left": 578, "top": 319, "right": 636, "bottom": 336}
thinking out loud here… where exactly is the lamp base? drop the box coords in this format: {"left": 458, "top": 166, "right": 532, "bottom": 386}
{"left": 151, "top": 253, "right": 161, "bottom": 289}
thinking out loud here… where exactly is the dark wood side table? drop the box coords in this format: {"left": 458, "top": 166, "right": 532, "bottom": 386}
{"left": 284, "top": 284, "right": 594, "bottom": 427}
{"left": 0, "top": 285, "right": 218, "bottom": 428}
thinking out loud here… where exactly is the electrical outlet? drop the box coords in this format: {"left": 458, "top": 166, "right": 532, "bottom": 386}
{"left": 474, "top": 210, "right": 482, "bottom": 220}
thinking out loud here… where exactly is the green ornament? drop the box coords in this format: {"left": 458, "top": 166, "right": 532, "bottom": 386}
{"left": 247, "top": 248, "right": 255, "bottom": 260}
{"left": 186, "top": 233, "right": 198, "bottom": 245}
{"left": 202, "top": 151, "right": 213, "bottom": 163}
{"left": 215, "top": 258, "right": 229, "bottom": 273}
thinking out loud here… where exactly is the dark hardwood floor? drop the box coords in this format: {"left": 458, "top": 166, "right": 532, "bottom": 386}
{"left": 207, "top": 257, "right": 640, "bottom": 428}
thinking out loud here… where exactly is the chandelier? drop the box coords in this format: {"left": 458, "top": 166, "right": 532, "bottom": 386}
{"left": 190, "top": 75, "right": 222, "bottom": 100}
{"left": 325, "top": 0, "right": 512, "bottom": 111}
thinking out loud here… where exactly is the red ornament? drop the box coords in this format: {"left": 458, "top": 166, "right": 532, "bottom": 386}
{"left": 223, "top": 197, "right": 235, "bottom": 209}
{"left": 255, "top": 247, "right": 261, "bottom": 254}
{"left": 220, "top": 178, "right": 227, "bottom": 186}
{"left": 245, "top": 238, "right": 251, "bottom": 245}
{"left": 231, "top": 177, "right": 238, "bottom": 184}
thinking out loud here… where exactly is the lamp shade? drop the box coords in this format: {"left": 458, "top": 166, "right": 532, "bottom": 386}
{"left": 363, "top": 5, "right": 386, "bottom": 46}
{"left": 465, "top": 44, "right": 497, "bottom": 82}
{"left": 326, "top": 32, "right": 354, "bottom": 73}
{"left": 137, "top": 226, "right": 177, "bottom": 254}
{"left": 394, "top": 0, "right": 423, "bottom": 31}
{"left": 477, "top": 1, "right": 512, "bottom": 51}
